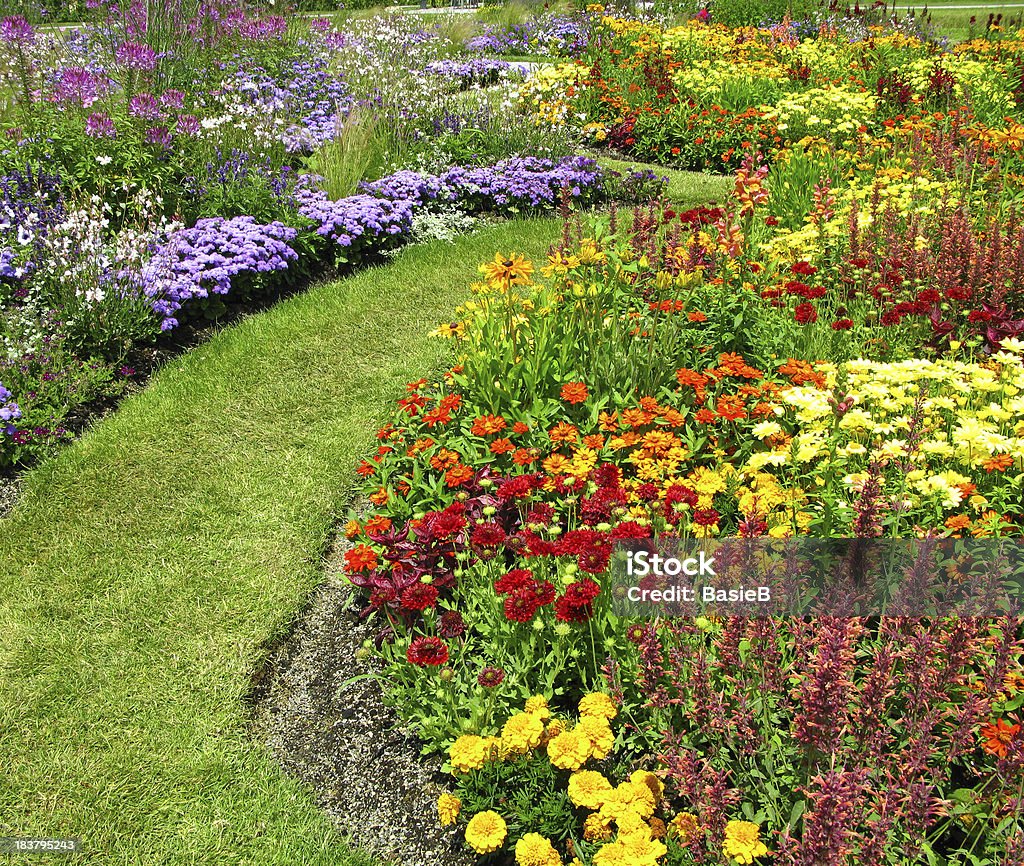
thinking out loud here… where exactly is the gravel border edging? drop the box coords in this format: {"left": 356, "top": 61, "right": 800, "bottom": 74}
{"left": 248, "top": 541, "right": 473, "bottom": 866}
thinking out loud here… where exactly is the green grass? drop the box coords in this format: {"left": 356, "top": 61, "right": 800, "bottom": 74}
{"left": 595, "top": 156, "right": 733, "bottom": 206}
{"left": 0, "top": 218, "right": 560, "bottom": 866}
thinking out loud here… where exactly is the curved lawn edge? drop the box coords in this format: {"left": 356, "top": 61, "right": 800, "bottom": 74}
{"left": 0, "top": 217, "right": 560, "bottom": 865}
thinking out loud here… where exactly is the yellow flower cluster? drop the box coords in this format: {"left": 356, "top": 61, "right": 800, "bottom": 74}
{"left": 722, "top": 819, "right": 769, "bottom": 864}
{"left": 766, "top": 85, "right": 877, "bottom": 140}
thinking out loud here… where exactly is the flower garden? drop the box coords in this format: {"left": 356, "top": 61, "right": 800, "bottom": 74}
{"left": 1, "top": 0, "right": 1023, "bottom": 865}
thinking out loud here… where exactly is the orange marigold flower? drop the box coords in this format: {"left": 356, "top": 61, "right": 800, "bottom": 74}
{"left": 445, "top": 464, "right": 474, "bottom": 487}
{"left": 549, "top": 422, "right": 579, "bottom": 444}
{"left": 430, "top": 448, "right": 461, "bottom": 471}
{"left": 369, "top": 487, "right": 389, "bottom": 506}
{"left": 983, "top": 454, "right": 1014, "bottom": 473}
{"left": 471, "top": 414, "right": 507, "bottom": 436}
{"left": 688, "top": 310, "right": 708, "bottom": 322}
{"left": 599, "top": 410, "right": 619, "bottom": 432}
{"left": 345, "top": 544, "right": 378, "bottom": 573}
{"left": 583, "top": 434, "right": 606, "bottom": 450}
{"left": 490, "top": 437, "right": 515, "bottom": 455}
{"left": 561, "top": 382, "right": 589, "bottom": 404}
{"left": 981, "top": 718, "right": 1021, "bottom": 757}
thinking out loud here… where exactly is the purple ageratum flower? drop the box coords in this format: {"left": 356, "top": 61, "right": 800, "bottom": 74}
{"left": 129, "top": 92, "right": 163, "bottom": 120}
{"left": 0, "top": 248, "right": 18, "bottom": 280}
{"left": 116, "top": 40, "right": 157, "bottom": 71}
{"left": 1, "top": 16, "right": 35, "bottom": 46}
{"left": 140, "top": 217, "right": 299, "bottom": 330}
{"left": 85, "top": 112, "right": 116, "bottom": 138}
{"left": 145, "top": 126, "right": 171, "bottom": 148}
{"left": 293, "top": 180, "right": 414, "bottom": 257}
{"left": 0, "top": 380, "right": 21, "bottom": 438}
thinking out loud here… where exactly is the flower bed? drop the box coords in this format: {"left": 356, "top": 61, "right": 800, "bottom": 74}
{"left": 339, "top": 131, "right": 1024, "bottom": 866}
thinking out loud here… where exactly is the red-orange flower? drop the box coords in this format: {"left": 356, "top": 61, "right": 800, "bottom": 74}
{"left": 981, "top": 718, "right": 1021, "bottom": 757}
{"left": 512, "top": 421, "right": 530, "bottom": 434}
{"left": 364, "top": 515, "right": 392, "bottom": 536}
{"left": 490, "top": 437, "right": 515, "bottom": 455}
{"left": 561, "top": 382, "right": 589, "bottom": 404}
{"left": 716, "top": 395, "right": 747, "bottom": 421}
{"left": 694, "top": 408, "right": 717, "bottom": 424}
{"left": 471, "top": 414, "right": 507, "bottom": 436}
{"left": 369, "top": 487, "right": 389, "bottom": 506}
{"left": 513, "top": 448, "right": 538, "bottom": 465}
{"left": 430, "top": 448, "right": 461, "bottom": 471}
{"left": 345, "top": 544, "right": 378, "bottom": 573}
{"left": 445, "top": 464, "right": 474, "bottom": 487}
{"left": 983, "top": 454, "right": 1014, "bottom": 473}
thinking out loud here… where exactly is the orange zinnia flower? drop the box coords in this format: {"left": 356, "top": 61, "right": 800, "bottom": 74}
{"left": 549, "top": 422, "right": 579, "bottom": 444}
{"left": 422, "top": 407, "right": 452, "bottom": 427}
{"left": 583, "top": 434, "right": 605, "bottom": 450}
{"left": 369, "top": 487, "right": 389, "bottom": 506}
{"left": 512, "top": 421, "right": 530, "bottom": 434}
{"left": 471, "top": 414, "right": 507, "bottom": 436}
{"left": 688, "top": 310, "right": 707, "bottom": 322}
{"left": 445, "top": 464, "right": 474, "bottom": 487}
{"left": 430, "top": 448, "right": 461, "bottom": 471}
{"left": 406, "top": 437, "right": 435, "bottom": 457}
{"left": 512, "top": 448, "right": 538, "bottom": 466}
{"left": 945, "top": 514, "right": 971, "bottom": 532}
{"left": 357, "top": 460, "right": 376, "bottom": 477}
{"left": 599, "top": 410, "right": 619, "bottom": 432}
{"left": 981, "top": 718, "right": 1021, "bottom": 757}
{"left": 983, "top": 454, "right": 1014, "bottom": 473}
{"left": 561, "top": 382, "right": 589, "bottom": 404}
{"left": 620, "top": 408, "right": 653, "bottom": 429}
{"left": 344, "top": 544, "right": 378, "bottom": 573}
{"left": 344, "top": 519, "right": 361, "bottom": 539}
{"left": 695, "top": 408, "right": 717, "bottom": 424}
{"left": 490, "top": 437, "right": 515, "bottom": 454}
{"left": 364, "top": 515, "right": 392, "bottom": 535}
{"left": 716, "top": 395, "right": 747, "bottom": 421}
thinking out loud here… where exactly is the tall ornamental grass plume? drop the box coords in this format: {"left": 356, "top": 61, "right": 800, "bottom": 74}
{"left": 629, "top": 609, "right": 1024, "bottom": 864}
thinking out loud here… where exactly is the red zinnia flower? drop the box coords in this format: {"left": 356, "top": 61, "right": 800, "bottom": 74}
{"left": 407, "top": 636, "right": 449, "bottom": 666}
{"left": 831, "top": 318, "right": 854, "bottom": 330}
{"left": 554, "top": 579, "right": 601, "bottom": 623}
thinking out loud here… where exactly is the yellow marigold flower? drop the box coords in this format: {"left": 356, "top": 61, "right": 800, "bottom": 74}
{"left": 502, "top": 712, "right": 545, "bottom": 754}
{"left": 465, "top": 810, "right": 507, "bottom": 855}
{"left": 437, "top": 793, "right": 461, "bottom": 826}
{"left": 583, "top": 813, "right": 613, "bottom": 842}
{"left": 629, "top": 770, "right": 665, "bottom": 804}
{"left": 578, "top": 692, "right": 618, "bottom": 720}
{"left": 515, "top": 832, "right": 562, "bottom": 866}
{"left": 568, "top": 770, "right": 613, "bottom": 809}
{"left": 548, "top": 728, "right": 592, "bottom": 770}
{"left": 598, "top": 782, "right": 655, "bottom": 823}
{"left": 525, "top": 694, "right": 551, "bottom": 719}
{"left": 577, "top": 716, "right": 615, "bottom": 759}
{"left": 449, "top": 735, "right": 489, "bottom": 773}
{"left": 722, "top": 820, "right": 768, "bottom": 864}
{"left": 615, "top": 810, "right": 651, "bottom": 840}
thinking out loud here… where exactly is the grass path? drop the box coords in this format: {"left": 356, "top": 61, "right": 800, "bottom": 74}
{"left": 0, "top": 218, "right": 559, "bottom": 865}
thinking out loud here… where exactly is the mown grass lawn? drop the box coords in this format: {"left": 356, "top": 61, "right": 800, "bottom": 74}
{"left": 0, "top": 218, "right": 559, "bottom": 865}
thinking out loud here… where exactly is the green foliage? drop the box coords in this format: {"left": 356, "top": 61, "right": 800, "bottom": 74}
{"left": 709, "top": 0, "right": 818, "bottom": 27}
